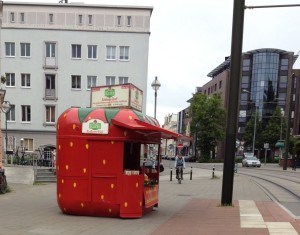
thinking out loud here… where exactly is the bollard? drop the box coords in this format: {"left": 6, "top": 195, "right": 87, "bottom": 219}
{"left": 170, "top": 168, "right": 172, "bottom": 181}
{"left": 190, "top": 167, "right": 193, "bottom": 180}
{"left": 212, "top": 167, "right": 215, "bottom": 178}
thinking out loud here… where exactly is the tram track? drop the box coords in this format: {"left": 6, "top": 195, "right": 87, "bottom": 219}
{"left": 237, "top": 171, "right": 300, "bottom": 203}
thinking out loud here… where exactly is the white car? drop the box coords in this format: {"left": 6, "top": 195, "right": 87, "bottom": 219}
{"left": 242, "top": 157, "right": 261, "bottom": 167}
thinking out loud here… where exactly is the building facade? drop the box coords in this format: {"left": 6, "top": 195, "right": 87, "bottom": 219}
{"left": 161, "top": 113, "right": 177, "bottom": 157}
{"left": 203, "top": 48, "right": 299, "bottom": 158}
{"left": 0, "top": 2, "right": 152, "bottom": 153}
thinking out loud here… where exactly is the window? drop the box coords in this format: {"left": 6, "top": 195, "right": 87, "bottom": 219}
{"left": 71, "top": 75, "right": 81, "bottom": 89}
{"left": 219, "top": 81, "right": 222, "bottom": 89}
{"left": 5, "top": 42, "right": 15, "bottom": 57}
{"left": 242, "top": 59, "right": 250, "bottom": 71}
{"left": 20, "top": 43, "right": 30, "bottom": 57}
{"left": 119, "top": 46, "right": 129, "bottom": 60}
{"left": 72, "top": 44, "right": 81, "bottom": 59}
{"left": 21, "top": 105, "right": 31, "bottom": 122}
{"left": 127, "top": 16, "right": 132, "bottom": 26}
{"left": 23, "top": 138, "right": 34, "bottom": 151}
{"left": 106, "top": 46, "right": 116, "bottom": 60}
{"left": 106, "top": 76, "right": 115, "bottom": 85}
{"left": 119, "top": 77, "right": 128, "bottom": 84}
{"left": 6, "top": 73, "right": 15, "bottom": 87}
{"left": 78, "top": 14, "right": 83, "bottom": 25}
{"left": 280, "top": 58, "right": 288, "bottom": 71}
{"left": 21, "top": 74, "right": 31, "bottom": 88}
{"left": 45, "top": 74, "right": 56, "bottom": 98}
{"left": 46, "top": 42, "right": 56, "bottom": 58}
{"left": 49, "top": 13, "right": 54, "bottom": 23}
{"left": 87, "top": 76, "right": 97, "bottom": 89}
{"left": 45, "top": 106, "right": 55, "bottom": 123}
{"left": 88, "top": 15, "right": 93, "bottom": 25}
{"left": 7, "top": 105, "right": 15, "bottom": 122}
{"left": 20, "top": 13, "right": 25, "bottom": 23}
{"left": 117, "top": 16, "right": 121, "bottom": 26}
{"left": 10, "top": 12, "right": 15, "bottom": 22}
{"left": 87, "top": 45, "right": 97, "bottom": 59}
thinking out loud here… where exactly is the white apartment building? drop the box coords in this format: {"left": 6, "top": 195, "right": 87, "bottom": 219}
{"left": 0, "top": 1, "right": 152, "bottom": 153}
{"left": 162, "top": 113, "right": 178, "bottom": 157}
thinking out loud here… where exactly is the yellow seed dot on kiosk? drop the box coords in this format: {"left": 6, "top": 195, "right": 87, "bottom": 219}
{"left": 101, "top": 195, "right": 104, "bottom": 200}
{"left": 81, "top": 203, "right": 84, "bottom": 208}
{"left": 109, "top": 208, "right": 112, "bottom": 213}
{"left": 111, "top": 141, "right": 114, "bottom": 144}
{"left": 59, "top": 193, "right": 61, "bottom": 198}
{"left": 103, "top": 160, "right": 106, "bottom": 165}
{"left": 61, "top": 179, "right": 64, "bottom": 184}
{"left": 70, "top": 142, "right": 73, "bottom": 147}
{"left": 73, "top": 182, "right": 77, "bottom": 188}
{"left": 65, "top": 165, "right": 69, "bottom": 170}
{"left": 59, "top": 145, "right": 61, "bottom": 150}
{"left": 85, "top": 144, "right": 89, "bottom": 150}
{"left": 136, "top": 182, "right": 139, "bottom": 188}
{"left": 124, "top": 202, "right": 128, "bottom": 207}
{"left": 57, "top": 124, "right": 59, "bottom": 130}
{"left": 129, "top": 115, "right": 132, "bottom": 120}
{"left": 83, "top": 168, "right": 87, "bottom": 173}
{"left": 72, "top": 124, "right": 76, "bottom": 130}
{"left": 140, "top": 201, "right": 142, "bottom": 206}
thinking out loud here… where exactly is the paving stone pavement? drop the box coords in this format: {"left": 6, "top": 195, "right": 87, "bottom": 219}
{"left": 0, "top": 166, "right": 299, "bottom": 235}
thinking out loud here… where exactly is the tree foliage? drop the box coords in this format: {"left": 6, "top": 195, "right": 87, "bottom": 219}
{"left": 244, "top": 106, "right": 286, "bottom": 155}
{"left": 190, "top": 93, "right": 226, "bottom": 161}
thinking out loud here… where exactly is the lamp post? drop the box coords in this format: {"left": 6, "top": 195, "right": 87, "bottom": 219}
{"left": 243, "top": 90, "right": 258, "bottom": 156}
{"left": 0, "top": 89, "right": 6, "bottom": 168}
{"left": 151, "top": 76, "right": 161, "bottom": 119}
{"left": 1, "top": 101, "right": 11, "bottom": 156}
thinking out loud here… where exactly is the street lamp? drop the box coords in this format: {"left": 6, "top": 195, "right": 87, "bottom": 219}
{"left": 151, "top": 76, "right": 161, "bottom": 119}
{"left": 1, "top": 101, "right": 11, "bottom": 156}
{"left": 243, "top": 89, "right": 258, "bottom": 156}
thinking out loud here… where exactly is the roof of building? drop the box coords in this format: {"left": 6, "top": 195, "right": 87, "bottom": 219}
{"left": 207, "top": 48, "right": 298, "bottom": 78}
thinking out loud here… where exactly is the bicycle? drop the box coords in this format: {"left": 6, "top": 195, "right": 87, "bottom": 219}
{"left": 0, "top": 169, "right": 7, "bottom": 194}
{"left": 176, "top": 166, "right": 183, "bottom": 184}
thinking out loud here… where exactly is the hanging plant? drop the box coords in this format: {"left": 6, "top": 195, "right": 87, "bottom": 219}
{"left": 0, "top": 75, "right": 6, "bottom": 84}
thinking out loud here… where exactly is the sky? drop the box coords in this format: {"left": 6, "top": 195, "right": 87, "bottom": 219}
{"left": 7, "top": 0, "right": 300, "bottom": 125}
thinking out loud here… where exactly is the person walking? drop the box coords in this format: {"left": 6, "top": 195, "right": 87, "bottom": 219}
{"left": 292, "top": 156, "right": 297, "bottom": 171}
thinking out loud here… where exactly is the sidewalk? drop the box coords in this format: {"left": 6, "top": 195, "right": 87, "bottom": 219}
{"left": 1, "top": 166, "right": 299, "bottom": 235}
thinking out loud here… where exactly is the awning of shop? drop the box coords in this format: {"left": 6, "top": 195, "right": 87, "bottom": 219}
{"left": 275, "top": 141, "right": 285, "bottom": 148}
{"left": 111, "top": 118, "right": 181, "bottom": 139}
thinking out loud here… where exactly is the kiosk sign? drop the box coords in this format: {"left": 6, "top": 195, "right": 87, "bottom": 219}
{"left": 91, "top": 84, "right": 143, "bottom": 112}
{"left": 82, "top": 119, "right": 108, "bottom": 134}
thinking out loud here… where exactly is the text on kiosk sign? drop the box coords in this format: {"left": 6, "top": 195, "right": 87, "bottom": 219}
{"left": 91, "top": 84, "right": 143, "bottom": 112}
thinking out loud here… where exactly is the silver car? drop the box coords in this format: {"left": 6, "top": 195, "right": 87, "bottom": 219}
{"left": 242, "top": 156, "right": 261, "bottom": 167}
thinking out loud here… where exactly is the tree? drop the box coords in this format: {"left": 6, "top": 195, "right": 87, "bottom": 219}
{"left": 190, "top": 93, "right": 226, "bottom": 161}
{"left": 243, "top": 111, "right": 264, "bottom": 152}
{"left": 262, "top": 107, "right": 286, "bottom": 154}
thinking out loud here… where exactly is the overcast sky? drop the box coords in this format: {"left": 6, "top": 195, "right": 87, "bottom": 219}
{"left": 8, "top": 0, "right": 300, "bottom": 124}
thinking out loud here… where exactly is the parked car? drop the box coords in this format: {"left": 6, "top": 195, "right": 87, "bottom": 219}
{"left": 242, "top": 157, "right": 261, "bottom": 167}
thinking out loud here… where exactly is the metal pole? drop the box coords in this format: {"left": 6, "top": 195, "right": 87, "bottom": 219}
{"left": 252, "top": 106, "right": 257, "bottom": 155}
{"left": 283, "top": 73, "right": 295, "bottom": 170}
{"left": 5, "top": 112, "right": 8, "bottom": 155}
{"left": 264, "top": 148, "right": 267, "bottom": 166}
{"left": 221, "top": 0, "right": 245, "bottom": 205}
{"left": 154, "top": 90, "right": 157, "bottom": 119}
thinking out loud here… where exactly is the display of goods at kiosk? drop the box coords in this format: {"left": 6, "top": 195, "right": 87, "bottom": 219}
{"left": 56, "top": 107, "right": 180, "bottom": 218}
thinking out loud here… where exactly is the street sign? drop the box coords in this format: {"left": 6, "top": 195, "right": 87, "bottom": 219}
{"left": 264, "top": 143, "right": 269, "bottom": 149}
{"left": 177, "top": 143, "right": 183, "bottom": 149}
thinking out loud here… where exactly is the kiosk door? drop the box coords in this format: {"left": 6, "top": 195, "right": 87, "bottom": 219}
{"left": 89, "top": 141, "right": 123, "bottom": 206}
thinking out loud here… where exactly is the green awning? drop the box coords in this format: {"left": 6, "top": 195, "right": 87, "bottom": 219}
{"left": 275, "top": 141, "right": 284, "bottom": 148}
